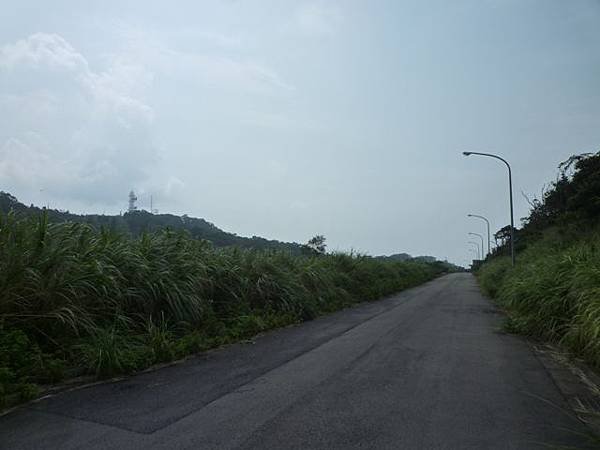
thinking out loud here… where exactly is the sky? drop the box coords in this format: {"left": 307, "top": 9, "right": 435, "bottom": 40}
{"left": 1, "top": 0, "right": 599, "bottom": 265}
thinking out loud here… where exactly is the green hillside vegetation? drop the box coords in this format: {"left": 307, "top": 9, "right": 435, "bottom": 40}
{"left": 477, "top": 151, "right": 600, "bottom": 367}
{"left": 376, "top": 253, "right": 438, "bottom": 263}
{"left": 0, "top": 192, "right": 303, "bottom": 253}
{"left": 0, "top": 206, "right": 453, "bottom": 409}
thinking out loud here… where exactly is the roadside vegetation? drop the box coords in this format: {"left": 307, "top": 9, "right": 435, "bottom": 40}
{"left": 477, "top": 151, "right": 600, "bottom": 368}
{"left": 0, "top": 212, "right": 451, "bottom": 408}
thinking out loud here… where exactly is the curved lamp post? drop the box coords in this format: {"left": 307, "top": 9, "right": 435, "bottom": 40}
{"left": 463, "top": 151, "right": 515, "bottom": 266}
{"left": 467, "top": 248, "right": 478, "bottom": 265}
{"left": 468, "top": 232, "right": 486, "bottom": 259}
{"left": 468, "top": 241, "right": 481, "bottom": 260}
{"left": 468, "top": 214, "right": 491, "bottom": 256}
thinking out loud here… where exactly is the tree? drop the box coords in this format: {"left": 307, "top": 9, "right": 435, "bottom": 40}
{"left": 494, "top": 226, "right": 512, "bottom": 247}
{"left": 304, "top": 235, "right": 327, "bottom": 255}
{"left": 520, "top": 151, "right": 600, "bottom": 237}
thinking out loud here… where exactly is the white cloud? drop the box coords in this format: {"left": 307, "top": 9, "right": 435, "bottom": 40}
{"left": 295, "top": 3, "right": 343, "bottom": 37}
{"left": 0, "top": 33, "right": 88, "bottom": 72}
{"left": 0, "top": 33, "right": 158, "bottom": 206}
{"left": 0, "top": 136, "right": 54, "bottom": 186}
{"left": 0, "top": 29, "right": 294, "bottom": 210}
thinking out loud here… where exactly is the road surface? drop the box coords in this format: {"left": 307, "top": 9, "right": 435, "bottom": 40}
{"left": 0, "top": 274, "right": 593, "bottom": 449}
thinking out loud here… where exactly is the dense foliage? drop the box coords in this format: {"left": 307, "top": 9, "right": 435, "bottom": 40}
{"left": 0, "top": 212, "right": 448, "bottom": 408}
{"left": 480, "top": 232, "right": 600, "bottom": 353}
{"left": 477, "top": 151, "right": 600, "bottom": 367}
{"left": 489, "top": 152, "right": 600, "bottom": 257}
{"left": 0, "top": 192, "right": 304, "bottom": 253}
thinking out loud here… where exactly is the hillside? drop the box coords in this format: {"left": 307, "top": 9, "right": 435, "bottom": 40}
{"left": 477, "top": 151, "right": 600, "bottom": 367}
{"left": 0, "top": 192, "right": 303, "bottom": 253}
{"left": 0, "top": 192, "right": 451, "bottom": 263}
{"left": 376, "top": 253, "right": 439, "bottom": 264}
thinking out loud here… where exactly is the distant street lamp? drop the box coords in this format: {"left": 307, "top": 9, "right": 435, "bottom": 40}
{"left": 468, "top": 214, "right": 491, "bottom": 256}
{"left": 468, "top": 241, "right": 481, "bottom": 260}
{"left": 468, "top": 232, "right": 485, "bottom": 260}
{"left": 468, "top": 248, "right": 478, "bottom": 265}
{"left": 463, "top": 151, "right": 515, "bottom": 266}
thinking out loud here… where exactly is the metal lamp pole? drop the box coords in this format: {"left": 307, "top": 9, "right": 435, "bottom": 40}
{"left": 468, "top": 241, "right": 481, "bottom": 260}
{"left": 468, "top": 214, "right": 491, "bottom": 256}
{"left": 468, "top": 232, "right": 486, "bottom": 260}
{"left": 468, "top": 249, "right": 478, "bottom": 266}
{"left": 463, "top": 151, "right": 515, "bottom": 266}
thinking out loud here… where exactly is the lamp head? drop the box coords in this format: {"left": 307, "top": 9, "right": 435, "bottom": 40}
{"left": 462, "top": 151, "right": 472, "bottom": 156}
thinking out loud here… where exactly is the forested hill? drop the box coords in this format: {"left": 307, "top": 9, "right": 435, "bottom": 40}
{"left": 376, "top": 253, "right": 438, "bottom": 263}
{"left": 0, "top": 192, "right": 303, "bottom": 253}
{"left": 477, "top": 151, "right": 600, "bottom": 370}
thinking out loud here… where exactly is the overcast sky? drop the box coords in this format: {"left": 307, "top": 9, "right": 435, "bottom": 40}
{"left": 1, "top": 0, "right": 599, "bottom": 264}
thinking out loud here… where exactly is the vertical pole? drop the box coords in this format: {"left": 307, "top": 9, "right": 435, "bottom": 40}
{"left": 469, "top": 233, "right": 485, "bottom": 259}
{"left": 508, "top": 166, "right": 515, "bottom": 266}
{"left": 468, "top": 214, "right": 491, "bottom": 258}
{"left": 486, "top": 219, "right": 491, "bottom": 257}
{"left": 469, "top": 242, "right": 481, "bottom": 260}
{"left": 480, "top": 234, "right": 485, "bottom": 259}
{"left": 462, "top": 152, "right": 516, "bottom": 266}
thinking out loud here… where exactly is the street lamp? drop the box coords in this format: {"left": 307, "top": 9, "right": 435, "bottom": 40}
{"left": 468, "top": 232, "right": 485, "bottom": 260}
{"left": 467, "top": 214, "right": 491, "bottom": 256}
{"left": 463, "top": 151, "right": 515, "bottom": 266}
{"left": 468, "top": 248, "right": 478, "bottom": 265}
{"left": 468, "top": 241, "right": 481, "bottom": 260}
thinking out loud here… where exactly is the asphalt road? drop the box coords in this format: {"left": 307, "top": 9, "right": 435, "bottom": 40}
{"left": 0, "top": 273, "right": 593, "bottom": 449}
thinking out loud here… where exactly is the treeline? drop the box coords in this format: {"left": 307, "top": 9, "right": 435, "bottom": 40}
{"left": 0, "top": 211, "right": 450, "bottom": 408}
{"left": 488, "top": 152, "right": 600, "bottom": 257}
{"left": 477, "top": 151, "right": 600, "bottom": 367}
{"left": 0, "top": 192, "right": 304, "bottom": 253}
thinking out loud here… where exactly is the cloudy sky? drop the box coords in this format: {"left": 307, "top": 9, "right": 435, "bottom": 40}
{"left": 1, "top": 0, "right": 599, "bottom": 264}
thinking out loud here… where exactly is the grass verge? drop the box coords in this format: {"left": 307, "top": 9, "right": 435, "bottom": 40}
{"left": 0, "top": 212, "right": 448, "bottom": 408}
{"left": 477, "top": 230, "right": 600, "bottom": 369}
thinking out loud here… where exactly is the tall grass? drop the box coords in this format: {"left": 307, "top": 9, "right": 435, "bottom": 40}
{"left": 478, "top": 230, "right": 600, "bottom": 367}
{"left": 0, "top": 212, "right": 445, "bottom": 407}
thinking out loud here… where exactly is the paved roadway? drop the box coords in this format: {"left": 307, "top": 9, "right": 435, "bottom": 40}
{"left": 0, "top": 274, "right": 593, "bottom": 449}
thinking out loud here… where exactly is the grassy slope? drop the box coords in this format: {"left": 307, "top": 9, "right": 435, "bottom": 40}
{"left": 0, "top": 212, "right": 449, "bottom": 408}
{"left": 478, "top": 229, "right": 600, "bottom": 367}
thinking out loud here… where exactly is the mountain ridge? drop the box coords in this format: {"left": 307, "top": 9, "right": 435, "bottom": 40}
{"left": 0, "top": 192, "right": 303, "bottom": 253}
{"left": 0, "top": 192, "right": 441, "bottom": 261}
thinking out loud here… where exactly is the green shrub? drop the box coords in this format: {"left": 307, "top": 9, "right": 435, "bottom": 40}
{"left": 477, "top": 257, "right": 512, "bottom": 298}
{"left": 478, "top": 231, "right": 600, "bottom": 367}
{"left": 476, "top": 152, "right": 600, "bottom": 367}
{"left": 0, "top": 325, "right": 42, "bottom": 407}
{"left": 75, "top": 327, "right": 152, "bottom": 378}
{"left": 145, "top": 314, "right": 178, "bottom": 364}
{"left": 0, "top": 212, "right": 447, "bottom": 405}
